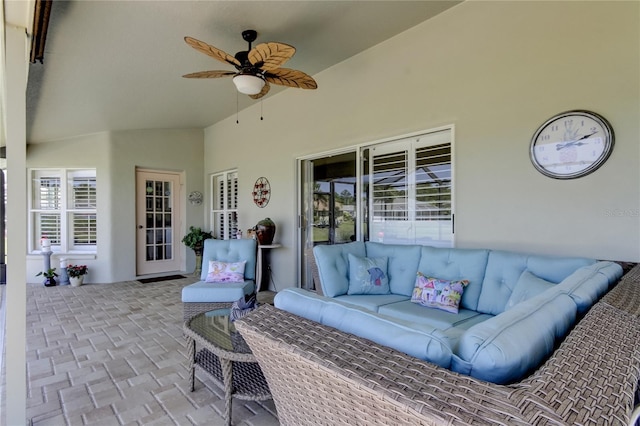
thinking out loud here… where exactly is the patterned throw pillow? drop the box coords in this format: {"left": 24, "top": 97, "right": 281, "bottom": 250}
{"left": 205, "top": 260, "right": 247, "bottom": 283}
{"left": 347, "top": 253, "right": 390, "bottom": 295}
{"left": 411, "top": 273, "right": 469, "bottom": 314}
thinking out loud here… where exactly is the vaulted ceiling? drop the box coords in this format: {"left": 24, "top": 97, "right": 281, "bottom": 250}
{"left": 25, "top": 1, "right": 461, "bottom": 143}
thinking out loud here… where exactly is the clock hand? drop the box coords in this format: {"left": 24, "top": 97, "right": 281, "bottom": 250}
{"left": 556, "top": 131, "right": 598, "bottom": 150}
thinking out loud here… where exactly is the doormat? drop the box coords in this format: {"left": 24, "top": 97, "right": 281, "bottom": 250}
{"left": 137, "top": 275, "right": 186, "bottom": 284}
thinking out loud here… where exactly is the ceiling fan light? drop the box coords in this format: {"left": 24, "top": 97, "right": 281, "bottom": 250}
{"left": 232, "top": 74, "right": 265, "bottom": 95}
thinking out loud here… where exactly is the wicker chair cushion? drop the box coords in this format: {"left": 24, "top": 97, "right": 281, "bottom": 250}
{"left": 198, "top": 238, "right": 257, "bottom": 281}
{"left": 181, "top": 280, "right": 255, "bottom": 303}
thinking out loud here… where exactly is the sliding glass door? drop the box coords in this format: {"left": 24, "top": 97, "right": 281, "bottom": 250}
{"left": 298, "top": 127, "right": 453, "bottom": 290}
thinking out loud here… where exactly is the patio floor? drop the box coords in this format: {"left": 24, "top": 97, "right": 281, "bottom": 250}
{"left": 1, "top": 277, "right": 279, "bottom": 425}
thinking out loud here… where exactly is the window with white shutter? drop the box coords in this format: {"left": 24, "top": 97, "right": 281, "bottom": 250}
{"left": 365, "top": 129, "right": 453, "bottom": 247}
{"left": 30, "top": 169, "right": 97, "bottom": 252}
{"left": 210, "top": 170, "right": 238, "bottom": 240}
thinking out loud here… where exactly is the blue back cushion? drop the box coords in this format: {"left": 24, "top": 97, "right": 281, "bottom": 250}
{"left": 365, "top": 242, "right": 421, "bottom": 296}
{"left": 415, "top": 246, "right": 490, "bottom": 311}
{"left": 313, "top": 242, "right": 366, "bottom": 297}
{"left": 478, "top": 250, "right": 595, "bottom": 315}
{"left": 200, "top": 238, "right": 257, "bottom": 281}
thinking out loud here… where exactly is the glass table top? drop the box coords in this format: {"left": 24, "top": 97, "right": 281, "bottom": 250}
{"left": 187, "top": 308, "right": 252, "bottom": 354}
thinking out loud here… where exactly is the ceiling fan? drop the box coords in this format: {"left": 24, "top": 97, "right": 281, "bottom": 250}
{"left": 183, "top": 30, "right": 317, "bottom": 99}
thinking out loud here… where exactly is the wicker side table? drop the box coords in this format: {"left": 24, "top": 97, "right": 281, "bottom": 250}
{"left": 184, "top": 308, "right": 271, "bottom": 425}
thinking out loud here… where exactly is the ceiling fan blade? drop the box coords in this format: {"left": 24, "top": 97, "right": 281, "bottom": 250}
{"left": 249, "top": 81, "right": 271, "bottom": 99}
{"left": 249, "top": 42, "right": 295, "bottom": 71}
{"left": 184, "top": 36, "right": 241, "bottom": 68}
{"left": 265, "top": 68, "right": 317, "bottom": 90}
{"left": 182, "top": 70, "right": 237, "bottom": 79}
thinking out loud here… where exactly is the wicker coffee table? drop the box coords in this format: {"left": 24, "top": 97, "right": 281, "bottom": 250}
{"left": 184, "top": 308, "right": 271, "bottom": 425}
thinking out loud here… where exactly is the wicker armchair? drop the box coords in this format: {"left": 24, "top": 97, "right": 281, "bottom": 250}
{"left": 236, "top": 264, "right": 640, "bottom": 425}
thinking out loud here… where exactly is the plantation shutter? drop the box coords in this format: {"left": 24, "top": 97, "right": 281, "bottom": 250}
{"left": 33, "top": 176, "right": 62, "bottom": 244}
{"left": 70, "top": 176, "right": 97, "bottom": 246}
{"left": 211, "top": 170, "right": 238, "bottom": 240}
{"left": 368, "top": 130, "right": 453, "bottom": 246}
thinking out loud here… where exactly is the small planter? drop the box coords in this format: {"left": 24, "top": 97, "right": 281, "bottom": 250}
{"left": 69, "top": 276, "right": 84, "bottom": 287}
{"left": 67, "top": 265, "right": 88, "bottom": 287}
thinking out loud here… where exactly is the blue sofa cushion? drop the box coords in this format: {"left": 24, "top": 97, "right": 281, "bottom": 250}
{"left": 333, "top": 294, "right": 409, "bottom": 312}
{"left": 452, "top": 290, "right": 576, "bottom": 384}
{"left": 365, "top": 242, "right": 422, "bottom": 296}
{"left": 275, "top": 288, "right": 454, "bottom": 368}
{"left": 314, "top": 242, "right": 366, "bottom": 297}
{"left": 478, "top": 251, "right": 595, "bottom": 315}
{"left": 415, "top": 247, "right": 490, "bottom": 311}
{"left": 199, "top": 238, "right": 257, "bottom": 281}
{"left": 505, "top": 270, "right": 555, "bottom": 310}
{"left": 555, "top": 261, "right": 623, "bottom": 313}
{"left": 181, "top": 280, "right": 255, "bottom": 302}
{"left": 347, "top": 254, "right": 390, "bottom": 295}
{"left": 378, "top": 300, "right": 492, "bottom": 331}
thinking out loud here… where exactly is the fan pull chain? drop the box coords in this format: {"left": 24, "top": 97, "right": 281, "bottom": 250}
{"left": 236, "top": 92, "right": 239, "bottom": 124}
{"left": 260, "top": 98, "right": 264, "bottom": 121}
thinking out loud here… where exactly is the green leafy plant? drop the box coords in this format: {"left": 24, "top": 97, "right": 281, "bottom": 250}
{"left": 67, "top": 264, "right": 88, "bottom": 278}
{"left": 181, "top": 226, "right": 213, "bottom": 252}
{"left": 36, "top": 268, "right": 58, "bottom": 279}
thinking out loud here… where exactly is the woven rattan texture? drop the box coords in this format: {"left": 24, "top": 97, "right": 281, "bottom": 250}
{"left": 238, "top": 305, "right": 532, "bottom": 425}
{"left": 602, "top": 264, "right": 640, "bottom": 317}
{"left": 195, "top": 348, "right": 271, "bottom": 399}
{"left": 237, "top": 265, "right": 640, "bottom": 426}
{"left": 516, "top": 302, "right": 640, "bottom": 425}
{"left": 183, "top": 301, "right": 233, "bottom": 321}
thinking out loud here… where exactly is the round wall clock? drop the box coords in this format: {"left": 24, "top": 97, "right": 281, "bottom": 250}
{"left": 530, "top": 110, "right": 614, "bottom": 179}
{"left": 252, "top": 177, "right": 270, "bottom": 208}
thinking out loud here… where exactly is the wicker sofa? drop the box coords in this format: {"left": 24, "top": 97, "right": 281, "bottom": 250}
{"left": 236, "top": 264, "right": 640, "bottom": 425}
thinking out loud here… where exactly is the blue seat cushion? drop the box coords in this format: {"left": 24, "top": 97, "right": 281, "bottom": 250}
{"left": 275, "top": 288, "right": 454, "bottom": 368}
{"left": 378, "top": 300, "right": 492, "bottom": 331}
{"left": 333, "top": 294, "right": 409, "bottom": 312}
{"left": 181, "top": 280, "right": 255, "bottom": 303}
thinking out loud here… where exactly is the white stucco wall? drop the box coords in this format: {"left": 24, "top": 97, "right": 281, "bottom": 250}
{"left": 203, "top": 1, "right": 640, "bottom": 290}
{"left": 26, "top": 128, "right": 205, "bottom": 283}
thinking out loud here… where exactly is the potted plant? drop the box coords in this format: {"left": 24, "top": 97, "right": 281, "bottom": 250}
{"left": 182, "top": 226, "right": 213, "bottom": 276}
{"left": 67, "top": 264, "right": 88, "bottom": 287}
{"left": 36, "top": 268, "right": 58, "bottom": 287}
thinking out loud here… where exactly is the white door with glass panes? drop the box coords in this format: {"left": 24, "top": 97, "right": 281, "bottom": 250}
{"left": 136, "top": 170, "right": 182, "bottom": 275}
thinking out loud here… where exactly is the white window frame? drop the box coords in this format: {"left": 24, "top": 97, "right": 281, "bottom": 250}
{"left": 210, "top": 169, "right": 238, "bottom": 240}
{"left": 29, "top": 168, "right": 97, "bottom": 254}
{"left": 364, "top": 128, "right": 453, "bottom": 247}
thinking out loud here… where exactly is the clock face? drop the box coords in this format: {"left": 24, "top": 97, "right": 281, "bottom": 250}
{"left": 530, "top": 110, "right": 614, "bottom": 179}
{"left": 252, "top": 177, "right": 270, "bottom": 208}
